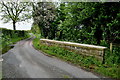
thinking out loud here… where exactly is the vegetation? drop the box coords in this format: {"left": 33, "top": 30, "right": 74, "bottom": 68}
{"left": 31, "top": 2, "right": 120, "bottom": 45}
{"left": 31, "top": 2, "right": 120, "bottom": 78}
{"left": 0, "top": 1, "right": 119, "bottom": 79}
{"left": 0, "top": 28, "right": 29, "bottom": 54}
{"left": 33, "top": 38, "right": 119, "bottom": 78}
{"left": 0, "top": 1, "right": 32, "bottom": 30}
{"left": 32, "top": 2, "right": 56, "bottom": 38}
{"left": 31, "top": 24, "right": 41, "bottom": 38}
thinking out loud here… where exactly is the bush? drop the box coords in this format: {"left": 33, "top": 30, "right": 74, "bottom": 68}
{"left": 33, "top": 38, "right": 120, "bottom": 78}
{"left": 0, "top": 28, "right": 29, "bottom": 54}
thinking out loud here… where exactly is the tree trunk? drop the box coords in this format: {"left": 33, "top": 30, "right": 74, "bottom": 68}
{"left": 13, "top": 21, "right": 16, "bottom": 30}
{"left": 94, "top": 27, "right": 103, "bottom": 45}
{"left": 59, "top": 30, "right": 63, "bottom": 40}
{"left": 110, "top": 43, "right": 113, "bottom": 53}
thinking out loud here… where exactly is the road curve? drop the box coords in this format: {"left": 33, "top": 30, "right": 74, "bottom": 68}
{"left": 2, "top": 38, "right": 101, "bottom": 78}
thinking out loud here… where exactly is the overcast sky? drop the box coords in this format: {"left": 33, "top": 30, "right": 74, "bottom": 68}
{"left": 0, "top": 0, "right": 34, "bottom": 30}
{"left": 0, "top": 0, "right": 58, "bottom": 30}
{"left": 0, "top": 18, "right": 33, "bottom": 30}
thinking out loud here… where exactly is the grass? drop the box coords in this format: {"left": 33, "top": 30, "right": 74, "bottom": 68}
{"left": 1, "top": 37, "right": 27, "bottom": 54}
{"left": 33, "top": 38, "right": 120, "bottom": 79}
{"left": 0, "top": 35, "right": 29, "bottom": 79}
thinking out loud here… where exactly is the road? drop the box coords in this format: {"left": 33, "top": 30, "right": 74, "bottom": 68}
{"left": 2, "top": 38, "right": 102, "bottom": 78}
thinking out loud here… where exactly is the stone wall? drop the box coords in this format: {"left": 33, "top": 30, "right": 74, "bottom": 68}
{"left": 40, "top": 39, "right": 107, "bottom": 63}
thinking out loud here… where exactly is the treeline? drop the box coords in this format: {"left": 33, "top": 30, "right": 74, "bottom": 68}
{"left": 31, "top": 2, "right": 120, "bottom": 67}
{"left": 1, "top": 28, "right": 28, "bottom": 38}
{"left": 31, "top": 2, "right": 120, "bottom": 78}
{"left": 0, "top": 28, "right": 29, "bottom": 54}
{"left": 31, "top": 2, "right": 120, "bottom": 46}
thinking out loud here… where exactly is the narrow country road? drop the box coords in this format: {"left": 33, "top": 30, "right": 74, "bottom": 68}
{"left": 2, "top": 38, "right": 102, "bottom": 78}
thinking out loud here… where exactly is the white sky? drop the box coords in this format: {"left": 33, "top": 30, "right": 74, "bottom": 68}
{"left": 0, "top": 0, "right": 59, "bottom": 30}
{"left": 0, "top": 19, "right": 33, "bottom": 30}
{"left": 0, "top": 0, "right": 34, "bottom": 30}
{"left": 0, "top": 0, "right": 58, "bottom": 30}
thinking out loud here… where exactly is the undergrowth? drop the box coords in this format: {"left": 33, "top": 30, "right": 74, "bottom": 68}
{"left": 1, "top": 37, "right": 26, "bottom": 54}
{"left": 33, "top": 38, "right": 120, "bottom": 79}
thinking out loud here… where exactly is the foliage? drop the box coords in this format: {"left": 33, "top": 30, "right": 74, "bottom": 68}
{"left": 0, "top": 1, "right": 32, "bottom": 30}
{"left": 0, "top": 28, "right": 29, "bottom": 54}
{"left": 32, "top": 2, "right": 56, "bottom": 39}
{"left": 31, "top": 2, "right": 120, "bottom": 78}
{"left": 33, "top": 38, "right": 120, "bottom": 78}
{"left": 32, "top": 2, "right": 120, "bottom": 45}
{"left": 31, "top": 24, "right": 41, "bottom": 38}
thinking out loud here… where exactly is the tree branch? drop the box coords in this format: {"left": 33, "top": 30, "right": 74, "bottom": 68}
{"left": 2, "top": 2, "right": 13, "bottom": 20}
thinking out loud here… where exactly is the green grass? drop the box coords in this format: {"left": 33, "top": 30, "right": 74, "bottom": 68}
{"left": 1, "top": 37, "right": 27, "bottom": 54}
{"left": 0, "top": 28, "right": 30, "bottom": 55}
{"left": 33, "top": 38, "right": 120, "bottom": 79}
{"left": 0, "top": 31, "right": 29, "bottom": 79}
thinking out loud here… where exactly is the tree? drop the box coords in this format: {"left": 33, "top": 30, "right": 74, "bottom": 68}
{"left": 56, "top": 2, "right": 120, "bottom": 45}
{"left": 0, "top": 1, "right": 31, "bottom": 30}
{"left": 32, "top": 2, "right": 56, "bottom": 39}
{"left": 32, "top": 2, "right": 120, "bottom": 45}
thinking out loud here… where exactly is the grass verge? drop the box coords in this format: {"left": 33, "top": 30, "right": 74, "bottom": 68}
{"left": 33, "top": 38, "right": 119, "bottom": 79}
{"left": 1, "top": 37, "right": 27, "bottom": 54}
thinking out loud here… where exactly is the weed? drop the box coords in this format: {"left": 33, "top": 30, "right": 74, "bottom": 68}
{"left": 33, "top": 38, "right": 120, "bottom": 78}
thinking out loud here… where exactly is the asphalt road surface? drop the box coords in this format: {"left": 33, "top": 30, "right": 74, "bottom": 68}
{"left": 2, "top": 38, "right": 102, "bottom": 78}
